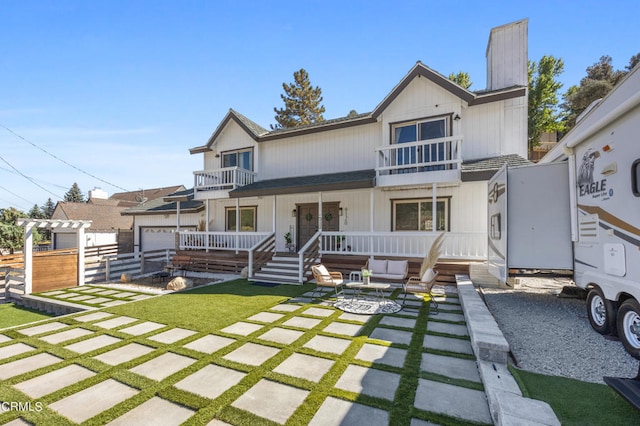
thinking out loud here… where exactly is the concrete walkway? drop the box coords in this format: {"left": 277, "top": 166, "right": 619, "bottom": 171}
{"left": 0, "top": 280, "right": 558, "bottom": 425}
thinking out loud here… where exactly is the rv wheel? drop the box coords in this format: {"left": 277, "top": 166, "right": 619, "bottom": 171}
{"left": 617, "top": 299, "right": 640, "bottom": 360}
{"left": 587, "top": 288, "right": 616, "bottom": 335}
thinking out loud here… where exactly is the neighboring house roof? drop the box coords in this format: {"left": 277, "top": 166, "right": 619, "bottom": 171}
{"left": 190, "top": 62, "right": 526, "bottom": 152}
{"left": 461, "top": 154, "right": 532, "bottom": 181}
{"left": 229, "top": 170, "right": 376, "bottom": 198}
{"left": 110, "top": 185, "right": 186, "bottom": 207}
{"left": 51, "top": 202, "right": 133, "bottom": 231}
{"left": 121, "top": 188, "right": 205, "bottom": 216}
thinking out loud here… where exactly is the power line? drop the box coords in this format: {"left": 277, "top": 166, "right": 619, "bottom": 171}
{"left": 0, "top": 123, "right": 130, "bottom": 192}
{"left": 0, "top": 184, "right": 37, "bottom": 206}
{"left": 0, "top": 153, "right": 62, "bottom": 200}
{"left": 0, "top": 165, "right": 69, "bottom": 190}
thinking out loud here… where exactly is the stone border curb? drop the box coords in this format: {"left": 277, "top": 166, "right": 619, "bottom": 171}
{"left": 456, "top": 274, "right": 560, "bottom": 426}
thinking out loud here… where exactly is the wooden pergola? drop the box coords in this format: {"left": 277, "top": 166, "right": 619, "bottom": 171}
{"left": 16, "top": 219, "right": 92, "bottom": 294}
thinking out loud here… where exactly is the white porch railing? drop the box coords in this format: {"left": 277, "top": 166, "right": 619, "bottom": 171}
{"left": 180, "top": 231, "right": 272, "bottom": 251}
{"left": 375, "top": 135, "right": 462, "bottom": 178}
{"left": 319, "top": 231, "right": 486, "bottom": 259}
{"left": 193, "top": 167, "right": 256, "bottom": 192}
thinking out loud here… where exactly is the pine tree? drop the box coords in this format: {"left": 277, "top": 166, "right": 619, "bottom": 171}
{"left": 28, "top": 204, "right": 44, "bottom": 219}
{"left": 41, "top": 198, "right": 56, "bottom": 218}
{"left": 448, "top": 71, "right": 473, "bottom": 89}
{"left": 272, "top": 68, "right": 325, "bottom": 129}
{"left": 64, "top": 183, "right": 85, "bottom": 202}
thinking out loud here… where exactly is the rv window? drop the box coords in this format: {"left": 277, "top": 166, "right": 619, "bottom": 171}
{"left": 633, "top": 159, "right": 640, "bottom": 197}
{"left": 490, "top": 214, "right": 501, "bottom": 240}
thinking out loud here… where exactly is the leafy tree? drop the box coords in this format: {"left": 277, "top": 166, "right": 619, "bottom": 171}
{"left": 64, "top": 182, "right": 85, "bottom": 202}
{"left": 0, "top": 207, "right": 42, "bottom": 253}
{"left": 272, "top": 68, "right": 325, "bottom": 129}
{"left": 561, "top": 55, "right": 635, "bottom": 129}
{"left": 41, "top": 198, "right": 56, "bottom": 218}
{"left": 528, "top": 55, "right": 565, "bottom": 156}
{"left": 448, "top": 71, "right": 472, "bottom": 89}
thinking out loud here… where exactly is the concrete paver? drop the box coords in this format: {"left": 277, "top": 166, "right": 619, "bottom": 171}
{"left": 378, "top": 316, "right": 417, "bottom": 329}
{"left": 220, "top": 321, "right": 264, "bottom": 336}
{"left": 433, "top": 311, "right": 465, "bottom": 322}
{"left": 148, "top": 327, "right": 197, "bottom": 344}
{"left": 93, "top": 316, "right": 138, "bottom": 329}
{"left": 119, "top": 321, "right": 166, "bottom": 336}
{"left": 80, "top": 297, "right": 114, "bottom": 305}
{"left": 100, "top": 300, "right": 128, "bottom": 307}
{"left": 0, "top": 353, "right": 62, "bottom": 380}
{"left": 13, "top": 364, "right": 95, "bottom": 398}
{"left": 322, "top": 321, "right": 362, "bottom": 337}
{"left": 427, "top": 321, "right": 469, "bottom": 336}
{"left": 421, "top": 353, "right": 481, "bottom": 382}
{"left": 246, "top": 312, "right": 285, "bottom": 323}
{"left": 355, "top": 343, "right": 407, "bottom": 368}
{"left": 76, "top": 287, "right": 104, "bottom": 293}
{"left": 273, "top": 352, "right": 334, "bottom": 382}
{"left": 303, "top": 335, "right": 351, "bottom": 355}
{"left": 303, "top": 307, "right": 335, "bottom": 317}
{"left": 109, "top": 291, "right": 137, "bottom": 298}
{"left": 0, "top": 334, "right": 11, "bottom": 343}
{"left": 53, "top": 292, "right": 82, "bottom": 299}
{"left": 64, "top": 334, "right": 121, "bottom": 354}
{"left": 423, "top": 334, "right": 473, "bottom": 355}
{"left": 3, "top": 418, "right": 31, "bottom": 426}
{"left": 183, "top": 334, "right": 236, "bottom": 354}
{"left": 231, "top": 379, "right": 309, "bottom": 424}
{"left": 309, "top": 396, "right": 389, "bottom": 426}
{"left": 337, "top": 312, "right": 371, "bottom": 322}
{"left": 270, "top": 303, "right": 301, "bottom": 312}
{"left": 73, "top": 311, "right": 113, "bottom": 322}
{"left": 223, "top": 342, "right": 280, "bottom": 366}
{"left": 335, "top": 364, "right": 401, "bottom": 400}
{"left": 66, "top": 294, "right": 95, "bottom": 301}
{"left": 94, "top": 343, "right": 155, "bottom": 365}
{"left": 49, "top": 379, "right": 138, "bottom": 424}
{"left": 414, "top": 378, "right": 491, "bottom": 424}
{"left": 106, "top": 396, "right": 194, "bottom": 426}
{"left": 0, "top": 343, "right": 34, "bottom": 360}
{"left": 257, "top": 327, "right": 304, "bottom": 345}
{"left": 174, "top": 364, "right": 245, "bottom": 399}
{"left": 39, "top": 328, "right": 93, "bottom": 344}
{"left": 130, "top": 352, "right": 197, "bottom": 381}
{"left": 18, "top": 321, "right": 67, "bottom": 336}
{"left": 370, "top": 327, "right": 413, "bottom": 345}
{"left": 282, "top": 316, "right": 322, "bottom": 329}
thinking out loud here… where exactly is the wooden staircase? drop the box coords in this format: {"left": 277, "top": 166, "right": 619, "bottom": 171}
{"left": 250, "top": 253, "right": 307, "bottom": 284}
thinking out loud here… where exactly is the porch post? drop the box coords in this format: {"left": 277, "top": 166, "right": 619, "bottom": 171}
{"left": 235, "top": 198, "right": 240, "bottom": 254}
{"left": 432, "top": 183, "right": 437, "bottom": 232}
{"left": 176, "top": 201, "right": 181, "bottom": 232}
{"left": 318, "top": 192, "right": 323, "bottom": 232}
{"left": 205, "top": 200, "right": 210, "bottom": 253}
{"left": 77, "top": 224, "right": 86, "bottom": 286}
{"left": 23, "top": 223, "right": 33, "bottom": 295}
{"left": 273, "top": 196, "right": 277, "bottom": 253}
{"left": 369, "top": 188, "right": 374, "bottom": 258}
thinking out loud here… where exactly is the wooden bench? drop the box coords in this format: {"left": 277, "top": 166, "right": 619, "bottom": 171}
{"left": 165, "top": 255, "right": 192, "bottom": 277}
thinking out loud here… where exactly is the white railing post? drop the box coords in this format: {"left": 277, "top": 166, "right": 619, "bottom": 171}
{"left": 140, "top": 252, "right": 145, "bottom": 275}
{"left": 105, "top": 257, "right": 111, "bottom": 281}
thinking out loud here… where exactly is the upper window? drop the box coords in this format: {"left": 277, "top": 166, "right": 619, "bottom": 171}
{"left": 226, "top": 206, "right": 257, "bottom": 232}
{"left": 632, "top": 159, "right": 640, "bottom": 197}
{"left": 392, "top": 117, "right": 451, "bottom": 171}
{"left": 222, "top": 148, "right": 253, "bottom": 171}
{"left": 393, "top": 198, "right": 449, "bottom": 231}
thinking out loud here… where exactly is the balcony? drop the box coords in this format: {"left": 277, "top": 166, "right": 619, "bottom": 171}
{"left": 375, "top": 136, "right": 462, "bottom": 187}
{"left": 193, "top": 167, "right": 256, "bottom": 199}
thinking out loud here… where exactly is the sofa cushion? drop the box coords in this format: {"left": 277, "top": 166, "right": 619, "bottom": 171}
{"left": 387, "top": 260, "right": 407, "bottom": 276}
{"left": 369, "top": 259, "right": 387, "bottom": 274}
{"left": 314, "top": 264, "right": 330, "bottom": 276}
{"left": 421, "top": 268, "right": 436, "bottom": 283}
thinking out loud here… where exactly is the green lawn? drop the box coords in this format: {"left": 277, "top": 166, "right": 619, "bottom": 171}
{"left": 0, "top": 303, "right": 53, "bottom": 329}
{"left": 510, "top": 365, "right": 639, "bottom": 425}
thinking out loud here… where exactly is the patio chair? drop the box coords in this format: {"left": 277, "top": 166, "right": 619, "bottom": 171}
{"left": 311, "top": 264, "right": 344, "bottom": 299}
{"left": 402, "top": 269, "right": 439, "bottom": 314}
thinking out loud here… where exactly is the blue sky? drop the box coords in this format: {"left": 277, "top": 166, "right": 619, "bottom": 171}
{"left": 1, "top": 0, "right": 638, "bottom": 210}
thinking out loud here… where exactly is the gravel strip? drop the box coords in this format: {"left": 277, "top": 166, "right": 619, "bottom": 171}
{"left": 481, "top": 277, "right": 639, "bottom": 384}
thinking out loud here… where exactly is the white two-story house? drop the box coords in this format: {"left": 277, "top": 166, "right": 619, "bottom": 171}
{"left": 129, "top": 19, "right": 530, "bottom": 283}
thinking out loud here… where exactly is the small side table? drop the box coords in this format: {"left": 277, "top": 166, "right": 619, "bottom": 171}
{"left": 349, "top": 271, "right": 362, "bottom": 281}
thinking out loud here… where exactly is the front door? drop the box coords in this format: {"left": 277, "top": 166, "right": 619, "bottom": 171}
{"left": 296, "top": 203, "right": 340, "bottom": 249}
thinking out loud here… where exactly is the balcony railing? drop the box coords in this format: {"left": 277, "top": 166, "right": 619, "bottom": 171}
{"left": 193, "top": 167, "right": 256, "bottom": 193}
{"left": 179, "top": 231, "right": 272, "bottom": 251}
{"left": 375, "top": 136, "right": 462, "bottom": 185}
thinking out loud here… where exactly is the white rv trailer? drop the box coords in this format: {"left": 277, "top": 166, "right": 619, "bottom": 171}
{"left": 490, "top": 65, "right": 640, "bottom": 359}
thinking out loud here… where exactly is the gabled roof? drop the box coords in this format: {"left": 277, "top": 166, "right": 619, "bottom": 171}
{"left": 121, "top": 188, "right": 204, "bottom": 216}
{"left": 110, "top": 185, "right": 186, "bottom": 207}
{"left": 190, "top": 62, "right": 526, "bottom": 151}
{"left": 52, "top": 202, "right": 133, "bottom": 231}
{"left": 190, "top": 109, "right": 269, "bottom": 154}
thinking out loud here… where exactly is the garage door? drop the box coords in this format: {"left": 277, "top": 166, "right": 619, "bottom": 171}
{"left": 54, "top": 232, "right": 77, "bottom": 249}
{"left": 140, "top": 228, "right": 178, "bottom": 252}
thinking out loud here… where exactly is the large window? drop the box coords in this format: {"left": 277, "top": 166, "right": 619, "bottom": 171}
{"left": 226, "top": 206, "right": 257, "bottom": 231}
{"left": 393, "top": 199, "right": 449, "bottom": 231}
{"left": 222, "top": 148, "right": 253, "bottom": 171}
{"left": 392, "top": 117, "right": 450, "bottom": 171}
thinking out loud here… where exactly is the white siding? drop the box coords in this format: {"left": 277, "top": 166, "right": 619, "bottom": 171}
{"left": 203, "top": 121, "right": 258, "bottom": 171}
{"left": 132, "top": 213, "right": 203, "bottom": 252}
{"left": 486, "top": 19, "right": 528, "bottom": 91}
